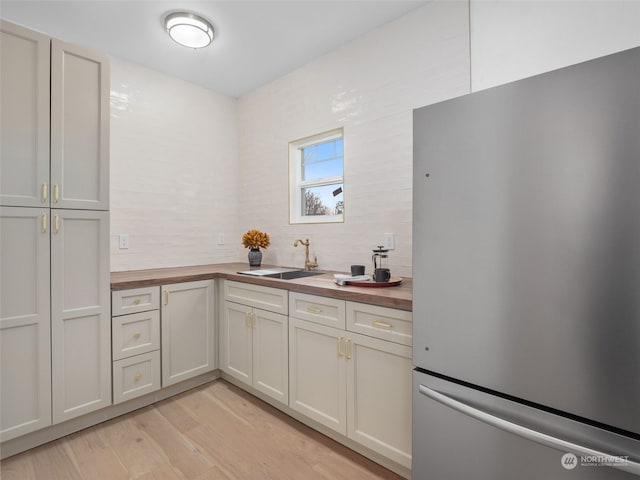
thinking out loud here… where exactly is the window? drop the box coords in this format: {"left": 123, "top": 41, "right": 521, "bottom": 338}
{"left": 289, "top": 128, "right": 344, "bottom": 224}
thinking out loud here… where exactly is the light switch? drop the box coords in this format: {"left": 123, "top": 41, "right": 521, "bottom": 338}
{"left": 384, "top": 232, "right": 395, "bottom": 250}
{"left": 119, "top": 234, "right": 129, "bottom": 249}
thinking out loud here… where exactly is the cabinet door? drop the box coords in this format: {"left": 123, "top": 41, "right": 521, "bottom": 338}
{"left": 50, "top": 39, "right": 109, "bottom": 210}
{"left": 253, "top": 309, "right": 288, "bottom": 404}
{"left": 161, "top": 280, "right": 215, "bottom": 386}
{"left": 346, "top": 332, "right": 412, "bottom": 468}
{"left": 51, "top": 209, "right": 111, "bottom": 423}
{"left": 0, "top": 21, "right": 50, "bottom": 208}
{"left": 289, "top": 318, "right": 346, "bottom": 435}
{"left": 221, "top": 301, "right": 253, "bottom": 386}
{"left": 0, "top": 207, "right": 51, "bottom": 440}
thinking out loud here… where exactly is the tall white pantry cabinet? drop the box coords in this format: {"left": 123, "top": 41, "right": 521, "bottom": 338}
{"left": 0, "top": 20, "right": 110, "bottom": 441}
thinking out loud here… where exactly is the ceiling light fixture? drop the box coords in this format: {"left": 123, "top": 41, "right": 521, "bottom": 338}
{"left": 164, "top": 12, "right": 214, "bottom": 49}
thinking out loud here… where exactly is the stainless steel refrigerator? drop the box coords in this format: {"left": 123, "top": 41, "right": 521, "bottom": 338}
{"left": 412, "top": 47, "right": 640, "bottom": 479}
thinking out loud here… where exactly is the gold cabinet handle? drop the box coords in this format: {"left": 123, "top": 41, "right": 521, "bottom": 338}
{"left": 133, "top": 332, "right": 141, "bottom": 340}
{"left": 345, "top": 338, "right": 352, "bottom": 360}
{"left": 164, "top": 290, "right": 169, "bottom": 305}
{"left": 307, "top": 306, "right": 322, "bottom": 314}
{"left": 246, "top": 311, "right": 252, "bottom": 327}
{"left": 54, "top": 214, "right": 60, "bottom": 234}
{"left": 251, "top": 312, "right": 257, "bottom": 328}
{"left": 133, "top": 298, "right": 141, "bottom": 305}
{"left": 337, "top": 336, "right": 344, "bottom": 357}
{"left": 134, "top": 373, "right": 142, "bottom": 382}
{"left": 373, "top": 320, "right": 392, "bottom": 329}
{"left": 53, "top": 184, "right": 59, "bottom": 203}
{"left": 42, "top": 213, "right": 48, "bottom": 233}
{"left": 42, "top": 183, "right": 48, "bottom": 203}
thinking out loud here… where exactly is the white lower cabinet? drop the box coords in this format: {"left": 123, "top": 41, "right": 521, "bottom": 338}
{"left": 0, "top": 207, "right": 52, "bottom": 441}
{"left": 289, "top": 292, "right": 413, "bottom": 469}
{"left": 112, "top": 351, "right": 161, "bottom": 404}
{"left": 111, "top": 287, "right": 161, "bottom": 404}
{"left": 50, "top": 209, "right": 111, "bottom": 424}
{"left": 161, "top": 280, "right": 216, "bottom": 387}
{"left": 221, "top": 281, "right": 289, "bottom": 405}
{"left": 221, "top": 301, "right": 289, "bottom": 404}
{"left": 346, "top": 331, "right": 412, "bottom": 468}
{"left": 1, "top": 208, "right": 110, "bottom": 435}
{"left": 289, "top": 318, "right": 347, "bottom": 433}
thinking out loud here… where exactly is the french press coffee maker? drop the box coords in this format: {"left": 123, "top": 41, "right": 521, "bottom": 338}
{"left": 372, "top": 246, "right": 391, "bottom": 282}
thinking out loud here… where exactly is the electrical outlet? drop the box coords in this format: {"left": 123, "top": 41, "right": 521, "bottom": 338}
{"left": 119, "top": 234, "right": 129, "bottom": 249}
{"left": 217, "top": 233, "right": 225, "bottom": 245}
{"left": 384, "top": 232, "right": 395, "bottom": 250}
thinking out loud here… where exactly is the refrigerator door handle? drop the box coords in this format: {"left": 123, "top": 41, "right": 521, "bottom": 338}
{"left": 418, "top": 384, "right": 640, "bottom": 475}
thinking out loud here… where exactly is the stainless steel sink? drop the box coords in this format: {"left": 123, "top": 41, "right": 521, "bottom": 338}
{"left": 236, "top": 268, "right": 324, "bottom": 280}
{"left": 263, "top": 270, "right": 324, "bottom": 280}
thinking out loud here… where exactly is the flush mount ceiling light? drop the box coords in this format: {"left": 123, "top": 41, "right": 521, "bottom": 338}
{"left": 164, "top": 12, "right": 214, "bottom": 49}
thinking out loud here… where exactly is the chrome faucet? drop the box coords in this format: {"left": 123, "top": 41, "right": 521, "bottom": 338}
{"left": 294, "top": 238, "right": 318, "bottom": 271}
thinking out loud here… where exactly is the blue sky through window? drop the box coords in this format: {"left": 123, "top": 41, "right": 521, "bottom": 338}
{"left": 302, "top": 138, "right": 343, "bottom": 181}
{"left": 301, "top": 138, "right": 344, "bottom": 214}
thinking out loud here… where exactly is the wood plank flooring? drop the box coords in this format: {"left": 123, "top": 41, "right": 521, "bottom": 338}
{"left": 0, "top": 380, "right": 403, "bottom": 480}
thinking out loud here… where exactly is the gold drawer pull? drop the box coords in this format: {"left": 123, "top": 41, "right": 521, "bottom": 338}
{"left": 133, "top": 298, "right": 141, "bottom": 305}
{"left": 42, "top": 213, "right": 48, "bottom": 233}
{"left": 373, "top": 320, "right": 393, "bottom": 329}
{"left": 306, "top": 306, "right": 323, "bottom": 314}
{"left": 53, "top": 184, "right": 59, "bottom": 203}
{"left": 42, "top": 183, "right": 48, "bottom": 203}
{"left": 54, "top": 214, "right": 60, "bottom": 234}
{"left": 133, "top": 332, "right": 141, "bottom": 340}
{"left": 164, "top": 290, "right": 169, "bottom": 305}
{"left": 337, "top": 336, "right": 344, "bottom": 357}
{"left": 345, "top": 338, "right": 352, "bottom": 359}
{"left": 134, "top": 373, "right": 142, "bottom": 382}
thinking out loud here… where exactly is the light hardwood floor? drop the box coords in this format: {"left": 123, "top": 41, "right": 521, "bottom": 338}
{"left": 0, "top": 380, "right": 403, "bottom": 480}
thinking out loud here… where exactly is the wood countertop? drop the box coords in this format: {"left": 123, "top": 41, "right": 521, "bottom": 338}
{"left": 111, "top": 263, "right": 412, "bottom": 311}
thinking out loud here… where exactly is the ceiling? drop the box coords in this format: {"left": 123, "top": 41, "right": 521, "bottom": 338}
{"left": 1, "top": 1, "right": 426, "bottom": 98}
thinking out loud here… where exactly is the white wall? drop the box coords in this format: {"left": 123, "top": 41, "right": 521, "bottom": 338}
{"left": 108, "top": 0, "right": 640, "bottom": 275}
{"left": 471, "top": 0, "right": 640, "bottom": 91}
{"left": 237, "top": 1, "right": 471, "bottom": 276}
{"left": 109, "top": 59, "right": 239, "bottom": 271}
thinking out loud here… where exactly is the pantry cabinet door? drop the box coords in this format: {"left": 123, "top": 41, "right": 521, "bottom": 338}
{"left": 346, "top": 332, "right": 413, "bottom": 468}
{"left": 289, "top": 318, "right": 346, "bottom": 435}
{"left": 221, "top": 301, "right": 253, "bottom": 386}
{"left": 50, "top": 39, "right": 109, "bottom": 210}
{"left": 51, "top": 209, "right": 111, "bottom": 423}
{"left": 161, "top": 280, "right": 216, "bottom": 386}
{"left": 0, "top": 21, "right": 50, "bottom": 208}
{"left": 253, "top": 309, "right": 288, "bottom": 404}
{"left": 0, "top": 207, "right": 51, "bottom": 441}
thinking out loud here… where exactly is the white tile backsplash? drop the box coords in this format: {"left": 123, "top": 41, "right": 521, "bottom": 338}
{"left": 237, "top": 1, "right": 471, "bottom": 277}
{"left": 109, "top": 59, "right": 239, "bottom": 271}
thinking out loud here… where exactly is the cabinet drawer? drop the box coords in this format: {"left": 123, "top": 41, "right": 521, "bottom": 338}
{"left": 346, "top": 302, "right": 412, "bottom": 346}
{"left": 112, "top": 351, "right": 161, "bottom": 404}
{"left": 224, "top": 280, "right": 288, "bottom": 315}
{"left": 112, "top": 310, "right": 160, "bottom": 360}
{"left": 112, "top": 286, "right": 159, "bottom": 316}
{"left": 289, "top": 292, "right": 345, "bottom": 329}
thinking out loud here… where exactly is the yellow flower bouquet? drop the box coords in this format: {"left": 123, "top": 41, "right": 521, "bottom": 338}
{"left": 242, "top": 229, "right": 270, "bottom": 250}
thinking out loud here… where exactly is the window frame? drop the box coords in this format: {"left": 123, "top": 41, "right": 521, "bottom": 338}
{"left": 289, "top": 128, "right": 344, "bottom": 224}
